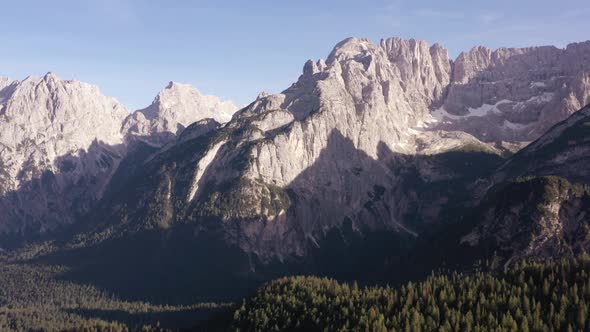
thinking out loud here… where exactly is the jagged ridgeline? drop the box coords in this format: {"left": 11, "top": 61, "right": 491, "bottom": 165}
{"left": 0, "top": 75, "right": 237, "bottom": 244}
{"left": 1, "top": 38, "right": 590, "bottom": 245}
{"left": 0, "top": 36, "right": 590, "bottom": 330}
{"left": 72, "top": 38, "right": 590, "bottom": 259}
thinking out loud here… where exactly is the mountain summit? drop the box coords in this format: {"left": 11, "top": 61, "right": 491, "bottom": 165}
{"left": 0, "top": 36, "right": 589, "bottom": 313}
{"left": 72, "top": 37, "right": 590, "bottom": 263}
{"left": 0, "top": 36, "right": 589, "bottom": 265}
{"left": 123, "top": 82, "right": 237, "bottom": 144}
{"left": 0, "top": 75, "right": 237, "bottom": 239}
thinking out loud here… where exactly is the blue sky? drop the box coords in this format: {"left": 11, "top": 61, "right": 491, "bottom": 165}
{"left": 1, "top": 0, "right": 588, "bottom": 110}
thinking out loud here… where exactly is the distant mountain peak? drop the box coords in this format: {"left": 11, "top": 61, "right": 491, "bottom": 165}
{"left": 122, "top": 81, "right": 238, "bottom": 142}
{"left": 0, "top": 72, "right": 239, "bottom": 236}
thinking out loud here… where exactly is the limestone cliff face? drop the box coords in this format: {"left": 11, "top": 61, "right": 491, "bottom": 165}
{"left": 0, "top": 73, "right": 127, "bottom": 190}
{"left": 232, "top": 37, "right": 590, "bottom": 216}
{"left": 438, "top": 42, "right": 590, "bottom": 142}
{"left": 247, "top": 37, "right": 446, "bottom": 184}
{"left": 2, "top": 36, "right": 590, "bottom": 255}
{"left": 79, "top": 37, "right": 590, "bottom": 261}
{"left": 89, "top": 37, "right": 502, "bottom": 259}
{"left": 230, "top": 38, "right": 475, "bottom": 256}
{"left": 380, "top": 38, "right": 451, "bottom": 110}
{"left": 496, "top": 105, "right": 590, "bottom": 183}
{"left": 0, "top": 73, "right": 128, "bottom": 235}
{"left": 0, "top": 74, "right": 236, "bottom": 239}
{"left": 123, "top": 82, "right": 237, "bottom": 145}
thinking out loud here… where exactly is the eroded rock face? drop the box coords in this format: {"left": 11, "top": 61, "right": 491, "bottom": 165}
{"left": 123, "top": 82, "right": 237, "bottom": 145}
{"left": 81, "top": 36, "right": 590, "bottom": 262}
{"left": 0, "top": 73, "right": 129, "bottom": 235}
{"left": 380, "top": 38, "right": 451, "bottom": 110}
{"left": 435, "top": 42, "right": 590, "bottom": 142}
{"left": 90, "top": 37, "right": 501, "bottom": 260}
{"left": 0, "top": 74, "right": 237, "bottom": 239}
{"left": 3, "top": 36, "right": 590, "bottom": 256}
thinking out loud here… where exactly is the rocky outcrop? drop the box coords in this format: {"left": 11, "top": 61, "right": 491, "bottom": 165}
{"left": 0, "top": 77, "right": 14, "bottom": 95}
{"left": 462, "top": 176, "right": 590, "bottom": 260}
{"left": 380, "top": 38, "right": 451, "bottom": 110}
{"left": 496, "top": 105, "right": 590, "bottom": 183}
{"left": 462, "top": 105, "right": 590, "bottom": 261}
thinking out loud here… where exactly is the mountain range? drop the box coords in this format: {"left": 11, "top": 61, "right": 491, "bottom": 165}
{"left": 0, "top": 74, "right": 237, "bottom": 243}
{"left": 1, "top": 37, "right": 590, "bottom": 307}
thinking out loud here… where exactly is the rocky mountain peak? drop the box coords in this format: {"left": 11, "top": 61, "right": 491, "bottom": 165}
{"left": 0, "top": 73, "right": 130, "bottom": 235}
{"left": 256, "top": 91, "right": 269, "bottom": 99}
{"left": 302, "top": 59, "right": 327, "bottom": 76}
{"left": 380, "top": 36, "right": 435, "bottom": 56}
{"left": 101, "top": 36, "right": 590, "bottom": 261}
{"left": 0, "top": 76, "right": 14, "bottom": 92}
{"left": 0, "top": 73, "right": 128, "bottom": 141}
{"left": 123, "top": 81, "right": 238, "bottom": 142}
{"left": 565, "top": 40, "right": 590, "bottom": 55}
{"left": 380, "top": 37, "right": 451, "bottom": 108}
{"left": 0, "top": 72, "right": 239, "bottom": 237}
{"left": 165, "top": 80, "right": 178, "bottom": 89}
{"left": 2, "top": 36, "right": 590, "bottom": 252}
{"left": 326, "top": 37, "right": 377, "bottom": 64}
{"left": 0, "top": 76, "right": 13, "bottom": 89}
{"left": 0, "top": 77, "right": 16, "bottom": 109}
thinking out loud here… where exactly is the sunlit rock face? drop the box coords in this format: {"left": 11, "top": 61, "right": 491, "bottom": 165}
{"left": 0, "top": 74, "right": 236, "bottom": 239}
{"left": 2, "top": 36, "right": 590, "bottom": 257}
{"left": 436, "top": 41, "right": 590, "bottom": 142}
{"left": 123, "top": 81, "right": 237, "bottom": 145}
{"left": 78, "top": 38, "right": 526, "bottom": 258}
{"left": 0, "top": 73, "right": 129, "bottom": 235}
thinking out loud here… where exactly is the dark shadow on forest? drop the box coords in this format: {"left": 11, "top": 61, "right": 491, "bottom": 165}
{"left": 65, "top": 306, "right": 226, "bottom": 330}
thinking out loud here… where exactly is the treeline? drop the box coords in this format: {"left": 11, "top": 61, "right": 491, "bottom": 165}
{"left": 4, "top": 249, "right": 590, "bottom": 331}
{"left": 0, "top": 262, "right": 231, "bottom": 331}
{"left": 230, "top": 256, "right": 590, "bottom": 331}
